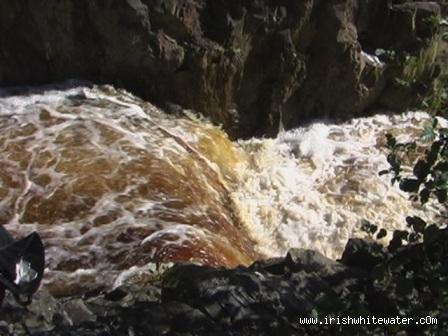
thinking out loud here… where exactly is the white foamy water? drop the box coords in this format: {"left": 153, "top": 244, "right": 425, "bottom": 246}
{"left": 0, "top": 83, "right": 444, "bottom": 296}
{"left": 233, "top": 113, "right": 445, "bottom": 259}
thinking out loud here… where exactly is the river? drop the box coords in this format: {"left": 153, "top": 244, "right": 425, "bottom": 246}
{"left": 0, "top": 83, "right": 442, "bottom": 296}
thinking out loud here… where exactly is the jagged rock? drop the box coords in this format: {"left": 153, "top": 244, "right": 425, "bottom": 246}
{"left": 250, "top": 257, "right": 287, "bottom": 275}
{"left": 0, "top": 290, "right": 60, "bottom": 334}
{"left": 284, "top": 248, "right": 347, "bottom": 276}
{"left": 61, "top": 300, "right": 96, "bottom": 326}
{"left": 340, "top": 238, "right": 389, "bottom": 269}
{"left": 0, "top": 0, "right": 442, "bottom": 137}
{"left": 0, "top": 228, "right": 447, "bottom": 335}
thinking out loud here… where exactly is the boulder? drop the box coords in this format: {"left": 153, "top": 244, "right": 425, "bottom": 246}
{"left": 284, "top": 248, "right": 347, "bottom": 276}
{"left": 340, "top": 238, "right": 389, "bottom": 269}
{"left": 0, "top": 0, "right": 442, "bottom": 137}
{"left": 0, "top": 227, "right": 447, "bottom": 334}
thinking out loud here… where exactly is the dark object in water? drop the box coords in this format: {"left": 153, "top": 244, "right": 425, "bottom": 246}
{"left": 0, "top": 226, "right": 45, "bottom": 305}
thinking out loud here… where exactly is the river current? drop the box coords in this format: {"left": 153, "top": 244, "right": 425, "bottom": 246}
{"left": 0, "top": 84, "right": 443, "bottom": 296}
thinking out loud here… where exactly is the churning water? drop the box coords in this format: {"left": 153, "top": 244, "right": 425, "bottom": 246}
{"left": 0, "top": 84, "right": 443, "bottom": 296}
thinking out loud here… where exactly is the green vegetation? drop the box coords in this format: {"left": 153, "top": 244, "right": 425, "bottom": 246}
{"left": 370, "top": 115, "right": 447, "bottom": 247}
{"left": 403, "top": 37, "right": 440, "bottom": 83}
{"left": 422, "top": 75, "right": 448, "bottom": 113}
{"left": 353, "top": 64, "right": 448, "bottom": 332}
{"left": 382, "top": 119, "right": 448, "bottom": 205}
{"left": 356, "top": 36, "right": 448, "bottom": 330}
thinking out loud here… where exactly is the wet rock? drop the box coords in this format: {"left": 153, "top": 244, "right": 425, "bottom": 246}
{"left": 284, "top": 248, "right": 347, "bottom": 276}
{"left": 1, "top": 229, "right": 447, "bottom": 335}
{"left": 61, "top": 299, "right": 96, "bottom": 326}
{"left": 161, "top": 263, "right": 350, "bottom": 334}
{"left": 250, "top": 257, "right": 287, "bottom": 275}
{"left": 0, "top": 290, "right": 60, "bottom": 335}
{"left": 340, "top": 238, "right": 389, "bottom": 269}
{"left": 0, "top": 0, "right": 442, "bottom": 138}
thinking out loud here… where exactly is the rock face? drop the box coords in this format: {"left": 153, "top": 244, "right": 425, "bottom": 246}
{"left": 0, "top": 0, "right": 442, "bottom": 137}
{"left": 1, "top": 228, "right": 447, "bottom": 335}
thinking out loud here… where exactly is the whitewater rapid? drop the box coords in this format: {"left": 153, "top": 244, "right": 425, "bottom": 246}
{"left": 0, "top": 84, "right": 443, "bottom": 296}
{"left": 234, "top": 113, "right": 444, "bottom": 259}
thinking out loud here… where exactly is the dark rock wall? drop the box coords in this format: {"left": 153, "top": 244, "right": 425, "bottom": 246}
{"left": 0, "top": 0, "right": 442, "bottom": 137}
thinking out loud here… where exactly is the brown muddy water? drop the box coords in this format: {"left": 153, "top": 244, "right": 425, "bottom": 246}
{"left": 0, "top": 84, "right": 443, "bottom": 296}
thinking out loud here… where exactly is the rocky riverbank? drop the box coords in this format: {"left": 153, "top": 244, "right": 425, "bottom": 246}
{"left": 0, "top": 0, "right": 443, "bottom": 137}
{"left": 1, "top": 226, "right": 447, "bottom": 336}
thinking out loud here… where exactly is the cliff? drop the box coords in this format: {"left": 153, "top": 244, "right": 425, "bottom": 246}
{"left": 0, "top": 0, "right": 443, "bottom": 137}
